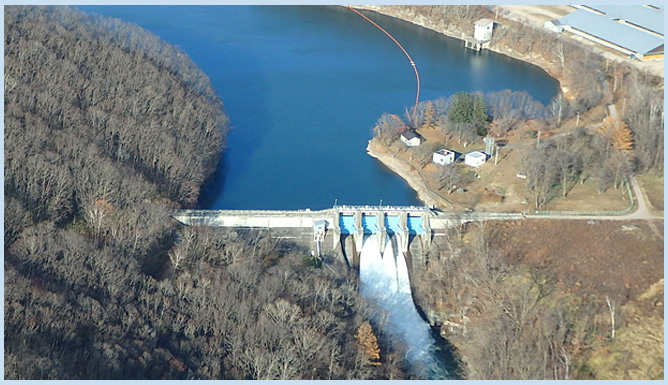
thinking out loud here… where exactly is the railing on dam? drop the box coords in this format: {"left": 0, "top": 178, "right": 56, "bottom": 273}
{"left": 172, "top": 206, "right": 526, "bottom": 267}
{"left": 334, "top": 204, "right": 430, "bottom": 213}
{"left": 176, "top": 208, "right": 334, "bottom": 217}
{"left": 173, "top": 206, "right": 526, "bottom": 230}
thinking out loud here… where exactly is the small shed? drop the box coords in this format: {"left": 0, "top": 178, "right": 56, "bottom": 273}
{"left": 544, "top": 19, "right": 565, "bottom": 33}
{"left": 464, "top": 151, "right": 487, "bottom": 168}
{"left": 474, "top": 18, "right": 494, "bottom": 42}
{"left": 400, "top": 130, "right": 422, "bottom": 147}
{"left": 433, "top": 149, "right": 455, "bottom": 165}
{"left": 313, "top": 219, "right": 328, "bottom": 233}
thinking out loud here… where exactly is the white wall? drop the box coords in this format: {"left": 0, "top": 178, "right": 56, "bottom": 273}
{"left": 433, "top": 152, "right": 454, "bottom": 165}
{"left": 474, "top": 23, "right": 493, "bottom": 41}
{"left": 464, "top": 153, "right": 486, "bottom": 167}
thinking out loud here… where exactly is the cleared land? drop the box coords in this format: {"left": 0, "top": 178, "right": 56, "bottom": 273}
{"left": 496, "top": 4, "right": 575, "bottom": 26}
{"left": 635, "top": 170, "right": 664, "bottom": 212}
{"left": 383, "top": 117, "right": 631, "bottom": 213}
{"left": 495, "top": 5, "right": 664, "bottom": 78}
{"left": 487, "top": 219, "right": 663, "bottom": 302}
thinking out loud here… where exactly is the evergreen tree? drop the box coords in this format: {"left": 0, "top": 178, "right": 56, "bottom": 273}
{"left": 421, "top": 100, "right": 437, "bottom": 129}
{"left": 447, "top": 92, "right": 488, "bottom": 135}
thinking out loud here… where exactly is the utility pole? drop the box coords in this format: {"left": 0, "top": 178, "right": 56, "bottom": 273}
{"left": 622, "top": 97, "right": 626, "bottom": 117}
{"left": 606, "top": 296, "right": 616, "bottom": 339}
{"left": 613, "top": 75, "right": 618, "bottom": 93}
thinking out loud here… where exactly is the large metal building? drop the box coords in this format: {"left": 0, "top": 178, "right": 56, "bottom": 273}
{"left": 555, "top": 5, "right": 664, "bottom": 60}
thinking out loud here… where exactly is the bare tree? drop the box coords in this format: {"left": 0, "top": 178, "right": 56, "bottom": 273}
{"left": 372, "top": 113, "right": 407, "bottom": 146}
{"left": 438, "top": 165, "right": 462, "bottom": 194}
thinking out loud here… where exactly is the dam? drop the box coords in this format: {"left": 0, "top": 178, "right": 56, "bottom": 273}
{"left": 174, "top": 204, "right": 522, "bottom": 378}
{"left": 173, "top": 205, "right": 523, "bottom": 274}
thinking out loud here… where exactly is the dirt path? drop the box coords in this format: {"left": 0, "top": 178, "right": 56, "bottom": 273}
{"left": 525, "top": 177, "right": 663, "bottom": 229}
{"left": 372, "top": 135, "right": 663, "bottom": 226}
{"left": 361, "top": 11, "right": 662, "bottom": 227}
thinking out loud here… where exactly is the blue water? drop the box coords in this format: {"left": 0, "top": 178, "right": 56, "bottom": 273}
{"left": 77, "top": 5, "right": 559, "bottom": 210}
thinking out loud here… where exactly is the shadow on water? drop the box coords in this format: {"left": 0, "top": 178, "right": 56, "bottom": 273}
{"left": 197, "top": 151, "right": 229, "bottom": 209}
{"left": 192, "top": 40, "right": 273, "bottom": 209}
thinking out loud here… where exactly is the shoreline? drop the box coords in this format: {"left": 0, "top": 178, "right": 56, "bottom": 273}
{"left": 351, "top": 5, "right": 570, "bottom": 98}
{"left": 366, "top": 139, "right": 453, "bottom": 209}
{"left": 352, "top": 5, "right": 566, "bottom": 212}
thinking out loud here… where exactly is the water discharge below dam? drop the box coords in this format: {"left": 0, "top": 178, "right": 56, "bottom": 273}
{"left": 359, "top": 234, "right": 450, "bottom": 379}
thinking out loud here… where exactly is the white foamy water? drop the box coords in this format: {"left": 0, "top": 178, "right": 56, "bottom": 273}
{"left": 359, "top": 234, "right": 448, "bottom": 379}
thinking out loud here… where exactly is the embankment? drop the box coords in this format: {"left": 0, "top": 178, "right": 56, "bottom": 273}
{"left": 366, "top": 139, "right": 452, "bottom": 209}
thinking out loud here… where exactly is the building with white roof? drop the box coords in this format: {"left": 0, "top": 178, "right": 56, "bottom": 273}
{"left": 464, "top": 151, "right": 487, "bottom": 168}
{"left": 556, "top": 5, "right": 664, "bottom": 60}
{"left": 432, "top": 149, "right": 455, "bottom": 166}
{"left": 474, "top": 18, "right": 494, "bottom": 42}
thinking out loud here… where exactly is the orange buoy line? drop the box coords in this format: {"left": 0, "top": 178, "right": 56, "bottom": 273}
{"left": 347, "top": 5, "right": 421, "bottom": 125}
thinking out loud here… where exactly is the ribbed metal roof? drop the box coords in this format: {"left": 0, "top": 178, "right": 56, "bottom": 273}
{"left": 584, "top": 5, "right": 664, "bottom": 35}
{"left": 560, "top": 9, "right": 664, "bottom": 55}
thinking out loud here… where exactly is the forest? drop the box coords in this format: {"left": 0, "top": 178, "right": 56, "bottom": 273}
{"left": 4, "top": 6, "right": 406, "bottom": 380}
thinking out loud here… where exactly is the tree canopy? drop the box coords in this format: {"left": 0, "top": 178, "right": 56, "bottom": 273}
{"left": 4, "top": 6, "right": 406, "bottom": 380}
{"left": 447, "top": 92, "right": 488, "bottom": 135}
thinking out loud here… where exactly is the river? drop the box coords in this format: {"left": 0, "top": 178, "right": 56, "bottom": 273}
{"left": 80, "top": 5, "right": 558, "bottom": 379}
{"left": 79, "top": 5, "right": 558, "bottom": 210}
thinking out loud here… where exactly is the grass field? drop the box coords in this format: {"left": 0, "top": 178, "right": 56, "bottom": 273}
{"left": 396, "top": 124, "right": 630, "bottom": 213}
{"left": 636, "top": 170, "right": 664, "bottom": 212}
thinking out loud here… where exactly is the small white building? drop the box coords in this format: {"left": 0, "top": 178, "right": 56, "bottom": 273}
{"left": 400, "top": 130, "right": 422, "bottom": 147}
{"left": 313, "top": 219, "right": 328, "bottom": 233}
{"left": 432, "top": 149, "right": 455, "bottom": 165}
{"left": 544, "top": 19, "right": 565, "bottom": 33}
{"left": 474, "top": 18, "right": 494, "bottom": 42}
{"left": 464, "top": 151, "right": 487, "bottom": 168}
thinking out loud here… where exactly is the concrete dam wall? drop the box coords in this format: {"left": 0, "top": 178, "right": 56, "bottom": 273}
{"left": 173, "top": 205, "right": 524, "bottom": 273}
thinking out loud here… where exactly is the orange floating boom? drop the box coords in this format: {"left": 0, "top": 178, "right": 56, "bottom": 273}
{"left": 348, "top": 6, "right": 421, "bottom": 126}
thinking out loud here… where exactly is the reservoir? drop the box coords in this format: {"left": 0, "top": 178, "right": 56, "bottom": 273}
{"left": 78, "top": 6, "right": 559, "bottom": 379}
{"left": 78, "top": 5, "right": 559, "bottom": 210}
